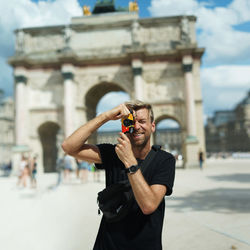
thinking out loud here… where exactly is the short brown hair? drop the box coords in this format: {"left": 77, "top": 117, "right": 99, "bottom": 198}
{"left": 125, "top": 100, "right": 154, "bottom": 122}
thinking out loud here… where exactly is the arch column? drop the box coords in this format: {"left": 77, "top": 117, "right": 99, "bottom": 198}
{"left": 62, "top": 64, "right": 75, "bottom": 138}
{"left": 12, "top": 68, "right": 30, "bottom": 175}
{"left": 182, "top": 55, "right": 199, "bottom": 168}
{"left": 132, "top": 59, "right": 144, "bottom": 100}
{"left": 14, "top": 74, "right": 28, "bottom": 145}
{"left": 182, "top": 55, "right": 197, "bottom": 140}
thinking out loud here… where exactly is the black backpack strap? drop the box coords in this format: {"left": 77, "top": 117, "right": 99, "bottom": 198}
{"left": 140, "top": 145, "right": 161, "bottom": 174}
{"left": 152, "top": 145, "right": 161, "bottom": 151}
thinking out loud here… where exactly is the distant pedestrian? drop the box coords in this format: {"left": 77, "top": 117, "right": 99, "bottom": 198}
{"left": 30, "top": 156, "right": 38, "bottom": 188}
{"left": 199, "top": 150, "right": 204, "bottom": 170}
{"left": 17, "top": 155, "right": 29, "bottom": 188}
{"left": 63, "top": 154, "right": 73, "bottom": 182}
{"left": 76, "top": 159, "right": 89, "bottom": 183}
{"left": 55, "top": 156, "right": 64, "bottom": 187}
{"left": 2, "top": 161, "right": 12, "bottom": 177}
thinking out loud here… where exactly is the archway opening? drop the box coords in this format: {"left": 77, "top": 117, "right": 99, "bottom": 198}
{"left": 96, "top": 91, "right": 130, "bottom": 144}
{"left": 38, "top": 122, "right": 60, "bottom": 172}
{"left": 155, "top": 118, "right": 182, "bottom": 160}
{"left": 85, "top": 82, "right": 130, "bottom": 144}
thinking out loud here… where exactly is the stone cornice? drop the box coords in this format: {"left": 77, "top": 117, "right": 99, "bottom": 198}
{"left": 139, "top": 15, "right": 197, "bottom": 26}
{"left": 177, "top": 45, "right": 205, "bottom": 58}
{"left": 29, "top": 106, "right": 63, "bottom": 112}
{"left": 16, "top": 14, "right": 196, "bottom": 34}
{"left": 71, "top": 15, "right": 196, "bottom": 31}
{"left": 15, "top": 25, "right": 65, "bottom": 36}
{"left": 8, "top": 46, "right": 205, "bottom": 68}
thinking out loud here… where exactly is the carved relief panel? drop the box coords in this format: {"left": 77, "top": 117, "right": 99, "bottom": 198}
{"left": 24, "top": 34, "right": 64, "bottom": 53}
{"left": 140, "top": 25, "right": 179, "bottom": 45}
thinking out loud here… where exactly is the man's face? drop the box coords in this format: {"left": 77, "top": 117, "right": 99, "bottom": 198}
{"left": 127, "top": 108, "right": 155, "bottom": 148}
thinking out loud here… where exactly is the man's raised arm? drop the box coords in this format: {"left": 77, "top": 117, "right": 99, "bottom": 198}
{"left": 61, "top": 104, "right": 130, "bottom": 163}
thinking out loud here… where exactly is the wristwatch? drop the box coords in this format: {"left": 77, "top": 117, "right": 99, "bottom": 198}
{"left": 125, "top": 165, "right": 140, "bottom": 174}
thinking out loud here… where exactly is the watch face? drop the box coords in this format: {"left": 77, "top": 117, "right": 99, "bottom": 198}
{"left": 130, "top": 165, "right": 137, "bottom": 172}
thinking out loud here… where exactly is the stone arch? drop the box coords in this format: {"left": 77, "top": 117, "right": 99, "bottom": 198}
{"left": 85, "top": 81, "right": 131, "bottom": 120}
{"left": 155, "top": 115, "right": 182, "bottom": 129}
{"left": 38, "top": 121, "right": 61, "bottom": 173}
{"left": 9, "top": 13, "right": 205, "bottom": 172}
{"left": 84, "top": 81, "right": 131, "bottom": 144}
{"left": 154, "top": 114, "right": 183, "bottom": 155}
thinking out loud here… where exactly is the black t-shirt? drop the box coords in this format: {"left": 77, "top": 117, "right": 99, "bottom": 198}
{"left": 93, "top": 144, "right": 175, "bottom": 250}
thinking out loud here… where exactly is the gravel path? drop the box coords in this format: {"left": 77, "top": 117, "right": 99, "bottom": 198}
{"left": 0, "top": 159, "right": 249, "bottom": 250}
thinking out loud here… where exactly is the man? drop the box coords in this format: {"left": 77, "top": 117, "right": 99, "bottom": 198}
{"left": 62, "top": 100, "right": 175, "bottom": 250}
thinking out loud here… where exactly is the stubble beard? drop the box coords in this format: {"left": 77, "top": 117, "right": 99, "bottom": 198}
{"left": 129, "top": 133, "right": 151, "bottom": 150}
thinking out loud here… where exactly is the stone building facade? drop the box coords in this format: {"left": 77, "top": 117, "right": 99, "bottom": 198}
{"left": 206, "top": 91, "right": 250, "bottom": 153}
{"left": 8, "top": 8, "right": 205, "bottom": 172}
{"left": 0, "top": 97, "right": 14, "bottom": 165}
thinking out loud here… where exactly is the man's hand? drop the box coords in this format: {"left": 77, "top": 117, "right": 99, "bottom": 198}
{"left": 62, "top": 103, "right": 131, "bottom": 163}
{"left": 105, "top": 104, "right": 130, "bottom": 121}
{"left": 115, "top": 132, "right": 137, "bottom": 168}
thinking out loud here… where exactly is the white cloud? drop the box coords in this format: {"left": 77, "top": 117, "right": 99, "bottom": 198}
{"left": 149, "top": 0, "right": 250, "bottom": 65}
{"left": 216, "top": 91, "right": 246, "bottom": 107}
{"left": 201, "top": 65, "right": 250, "bottom": 116}
{"left": 1, "top": 0, "right": 82, "bottom": 29}
{"left": 149, "top": 0, "right": 250, "bottom": 118}
{"left": 0, "top": 0, "right": 82, "bottom": 95}
{"left": 149, "top": 0, "right": 199, "bottom": 17}
{"left": 229, "top": 0, "right": 250, "bottom": 23}
{"left": 202, "top": 87, "right": 249, "bottom": 116}
{"left": 201, "top": 65, "right": 250, "bottom": 87}
{"left": 1, "top": 0, "right": 249, "bottom": 121}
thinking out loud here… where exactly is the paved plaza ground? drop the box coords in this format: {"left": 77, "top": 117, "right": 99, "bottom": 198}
{"left": 0, "top": 158, "right": 250, "bottom": 250}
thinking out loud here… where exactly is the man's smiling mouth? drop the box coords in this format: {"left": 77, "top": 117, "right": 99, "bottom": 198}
{"left": 132, "top": 132, "right": 143, "bottom": 138}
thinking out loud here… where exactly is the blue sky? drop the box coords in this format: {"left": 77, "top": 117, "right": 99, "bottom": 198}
{"left": 0, "top": 0, "right": 249, "bottom": 130}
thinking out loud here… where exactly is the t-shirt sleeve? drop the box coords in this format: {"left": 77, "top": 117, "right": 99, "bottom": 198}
{"left": 95, "top": 143, "right": 117, "bottom": 170}
{"left": 150, "top": 153, "right": 176, "bottom": 196}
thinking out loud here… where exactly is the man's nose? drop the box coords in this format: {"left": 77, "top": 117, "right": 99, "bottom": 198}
{"left": 134, "top": 121, "right": 140, "bottom": 130}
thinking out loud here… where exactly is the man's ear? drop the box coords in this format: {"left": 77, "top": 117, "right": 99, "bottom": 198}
{"left": 151, "top": 121, "right": 156, "bottom": 133}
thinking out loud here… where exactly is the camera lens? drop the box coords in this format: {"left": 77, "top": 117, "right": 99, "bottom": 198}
{"left": 123, "top": 119, "right": 131, "bottom": 127}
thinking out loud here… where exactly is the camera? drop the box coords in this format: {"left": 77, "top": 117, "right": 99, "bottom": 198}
{"left": 121, "top": 110, "right": 134, "bottom": 134}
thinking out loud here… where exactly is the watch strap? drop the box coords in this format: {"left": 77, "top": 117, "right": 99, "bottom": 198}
{"left": 125, "top": 164, "right": 140, "bottom": 174}
{"left": 124, "top": 145, "right": 161, "bottom": 175}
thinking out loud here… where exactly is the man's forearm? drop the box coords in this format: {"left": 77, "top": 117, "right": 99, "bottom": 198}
{"left": 128, "top": 171, "right": 155, "bottom": 213}
{"left": 124, "top": 158, "right": 166, "bottom": 215}
{"left": 128, "top": 170, "right": 166, "bottom": 215}
{"left": 62, "top": 112, "right": 109, "bottom": 154}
